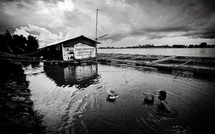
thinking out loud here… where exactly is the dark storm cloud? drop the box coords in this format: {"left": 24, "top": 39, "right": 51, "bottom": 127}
{"left": 0, "top": 0, "right": 36, "bottom": 6}
{"left": 183, "top": 28, "right": 215, "bottom": 39}
{"left": 105, "top": 33, "right": 129, "bottom": 42}
{"left": 0, "top": 0, "right": 214, "bottom": 45}
{"left": 0, "top": 0, "right": 62, "bottom": 4}
{"left": 105, "top": 0, "right": 215, "bottom": 41}
{"left": 141, "top": 26, "right": 193, "bottom": 34}
{"left": 0, "top": 0, "right": 34, "bottom": 32}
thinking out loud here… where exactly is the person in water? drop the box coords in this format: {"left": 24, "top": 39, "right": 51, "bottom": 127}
{"left": 107, "top": 89, "right": 118, "bottom": 101}
{"left": 143, "top": 91, "right": 171, "bottom": 112}
{"left": 143, "top": 92, "right": 155, "bottom": 104}
{"left": 156, "top": 91, "right": 171, "bottom": 112}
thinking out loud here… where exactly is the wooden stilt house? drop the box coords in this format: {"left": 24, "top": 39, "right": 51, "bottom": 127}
{"left": 42, "top": 35, "right": 99, "bottom": 64}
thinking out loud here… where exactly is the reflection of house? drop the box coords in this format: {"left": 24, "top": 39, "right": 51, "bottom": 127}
{"left": 44, "top": 64, "right": 98, "bottom": 88}
{"left": 42, "top": 35, "right": 99, "bottom": 63}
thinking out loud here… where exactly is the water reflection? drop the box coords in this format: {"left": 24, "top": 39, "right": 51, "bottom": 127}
{"left": 43, "top": 64, "right": 99, "bottom": 88}
{"left": 26, "top": 64, "right": 215, "bottom": 134}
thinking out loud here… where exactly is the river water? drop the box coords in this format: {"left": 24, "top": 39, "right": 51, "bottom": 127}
{"left": 24, "top": 63, "right": 215, "bottom": 134}
{"left": 98, "top": 48, "right": 215, "bottom": 57}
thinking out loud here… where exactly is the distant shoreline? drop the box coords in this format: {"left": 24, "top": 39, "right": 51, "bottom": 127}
{"left": 99, "top": 42, "right": 215, "bottom": 49}
{"left": 99, "top": 46, "right": 215, "bottom": 49}
{"left": 99, "top": 47, "right": 215, "bottom": 49}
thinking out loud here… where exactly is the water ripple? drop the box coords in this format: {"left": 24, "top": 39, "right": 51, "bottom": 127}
{"left": 26, "top": 64, "right": 215, "bottom": 134}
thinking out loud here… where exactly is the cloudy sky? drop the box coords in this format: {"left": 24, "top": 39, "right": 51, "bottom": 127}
{"left": 0, "top": 0, "right": 215, "bottom": 47}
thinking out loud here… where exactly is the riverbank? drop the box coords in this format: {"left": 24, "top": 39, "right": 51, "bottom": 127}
{"left": 98, "top": 53, "right": 215, "bottom": 80}
{"left": 0, "top": 59, "right": 45, "bottom": 134}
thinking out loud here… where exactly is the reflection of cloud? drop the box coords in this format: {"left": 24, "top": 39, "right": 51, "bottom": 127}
{"left": 0, "top": 0, "right": 215, "bottom": 46}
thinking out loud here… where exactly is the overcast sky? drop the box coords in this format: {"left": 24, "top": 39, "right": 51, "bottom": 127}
{"left": 0, "top": 0, "right": 215, "bottom": 47}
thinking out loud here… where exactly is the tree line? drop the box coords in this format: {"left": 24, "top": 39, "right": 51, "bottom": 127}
{"left": 99, "top": 42, "right": 215, "bottom": 49}
{"left": 0, "top": 30, "right": 39, "bottom": 54}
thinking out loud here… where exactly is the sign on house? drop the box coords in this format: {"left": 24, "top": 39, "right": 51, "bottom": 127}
{"left": 63, "top": 46, "right": 74, "bottom": 61}
{"left": 74, "top": 43, "right": 96, "bottom": 59}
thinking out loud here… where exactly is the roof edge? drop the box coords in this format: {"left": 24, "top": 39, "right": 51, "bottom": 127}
{"left": 42, "top": 35, "right": 100, "bottom": 48}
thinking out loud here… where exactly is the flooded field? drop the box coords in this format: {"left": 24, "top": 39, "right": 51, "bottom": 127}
{"left": 98, "top": 48, "right": 215, "bottom": 57}
{"left": 24, "top": 63, "right": 215, "bottom": 134}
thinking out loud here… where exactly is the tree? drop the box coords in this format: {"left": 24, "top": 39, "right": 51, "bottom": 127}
{"left": 26, "top": 35, "right": 39, "bottom": 53}
{"left": 188, "top": 44, "right": 194, "bottom": 48}
{"left": 199, "top": 42, "right": 207, "bottom": 48}
{"left": 0, "top": 34, "right": 6, "bottom": 51}
{"left": 0, "top": 30, "right": 39, "bottom": 54}
{"left": 13, "top": 34, "right": 27, "bottom": 53}
{"left": 2, "top": 30, "right": 14, "bottom": 53}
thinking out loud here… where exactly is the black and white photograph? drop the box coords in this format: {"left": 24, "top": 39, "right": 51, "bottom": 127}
{"left": 0, "top": 0, "right": 215, "bottom": 134}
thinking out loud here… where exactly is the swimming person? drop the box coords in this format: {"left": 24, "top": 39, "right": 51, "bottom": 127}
{"left": 107, "top": 89, "right": 118, "bottom": 101}
{"left": 143, "top": 91, "right": 171, "bottom": 112}
{"left": 156, "top": 91, "right": 171, "bottom": 113}
{"left": 143, "top": 93, "right": 155, "bottom": 104}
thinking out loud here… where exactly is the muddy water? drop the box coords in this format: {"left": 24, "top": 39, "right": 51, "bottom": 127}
{"left": 24, "top": 63, "right": 215, "bottom": 134}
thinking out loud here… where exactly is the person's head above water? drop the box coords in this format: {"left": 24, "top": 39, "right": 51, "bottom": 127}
{"left": 143, "top": 93, "right": 154, "bottom": 103}
{"left": 158, "top": 91, "right": 167, "bottom": 101}
{"left": 107, "top": 89, "right": 117, "bottom": 96}
{"left": 107, "top": 89, "right": 118, "bottom": 101}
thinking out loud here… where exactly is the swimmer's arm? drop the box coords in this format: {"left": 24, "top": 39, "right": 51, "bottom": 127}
{"left": 161, "top": 101, "right": 171, "bottom": 112}
{"left": 109, "top": 95, "right": 119, "bottom": 99}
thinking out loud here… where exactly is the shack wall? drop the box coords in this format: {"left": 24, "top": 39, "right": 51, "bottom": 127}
{"left": 43, "top": 44, "right": 63, "bottom": 60}
{"left": 74, "top": 43, "right": 96, "bottom": 59}
{"left": 62, "top": 36, "right": 96, "bottom": 61}
{"left": 43, "top": 35, "right": 97, "bottom": 61}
